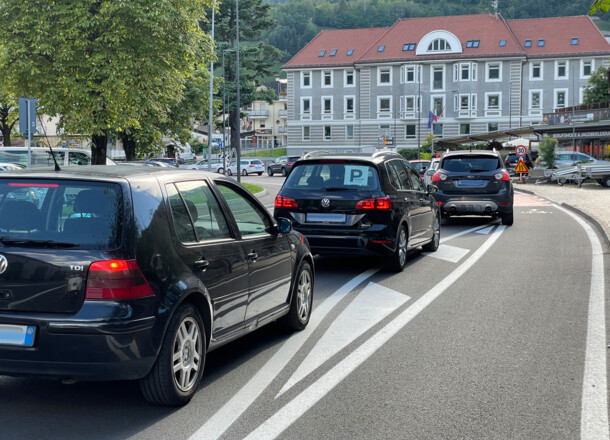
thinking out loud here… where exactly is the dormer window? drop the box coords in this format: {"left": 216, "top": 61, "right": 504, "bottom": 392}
{"left": 427, "top": 39, "right": 451, "bottom": 52}
{"left": 318, "top": 49, "right": 326, "bottom": 57}
{"left": 524, "top": 40, "right": 532, "bottom": 47}
{"left": 329, "top": 49, "right": 337, "bottom": 56}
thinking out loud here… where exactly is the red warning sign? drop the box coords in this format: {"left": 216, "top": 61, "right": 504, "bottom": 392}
{"left": 514, "top": 159, "right": 529, "bottom": 173}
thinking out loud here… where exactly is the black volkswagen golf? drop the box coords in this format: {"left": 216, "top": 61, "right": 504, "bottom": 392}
{"left": 274, "top": 151, "right": 440, "bottom": 271}
{"left": 0, "top": 166, "right": 313, "bottom": 406}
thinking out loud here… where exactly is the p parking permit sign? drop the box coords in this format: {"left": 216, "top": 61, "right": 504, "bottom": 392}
{"left": 344, "top": 165, "right": 369, "bottom": 186}
{"left": 515, "top": 145, "right": 527, "bottom": 157}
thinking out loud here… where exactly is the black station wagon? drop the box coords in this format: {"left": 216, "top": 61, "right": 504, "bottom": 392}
{"left": 0, "top": 166, "right": 314, "bottom": 406}
{"left": 274, "top": 151, "right": 440, "bottom": 271}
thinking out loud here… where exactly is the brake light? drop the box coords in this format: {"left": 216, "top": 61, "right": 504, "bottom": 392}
{"left": 9, "top": 183, "right": 59, "bottom": 188}
{"left": 85, "top": 259, "right": 154, "bottom": 300}
{"left": 432, "top": 172, "right": 448, "bottom": 182}
{"left": 355, "top": 197, "right": 391, "bottom": 210}
{"left": 494, "top": 171, "right": 510, "bottom": 181}
{"left": 275, "top": 195, "right": 298, "bottom": 208}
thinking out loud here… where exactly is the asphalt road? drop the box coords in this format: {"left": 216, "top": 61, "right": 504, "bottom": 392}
{"left": 1, "top": 175, "right": 607, "bottom": 440}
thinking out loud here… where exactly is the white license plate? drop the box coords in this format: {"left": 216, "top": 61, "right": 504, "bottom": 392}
{"left": 457, "top": 180, "right": 484, "bottom": 186}
{"left": 306, "top": 213, "right": 346, "bottom": 223}
{"left": 0, "top": 324, "right": 36, "bottom": 347}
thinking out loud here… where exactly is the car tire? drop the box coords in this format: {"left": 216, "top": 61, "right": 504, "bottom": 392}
{"left": 602, "top": 176, "right": 610, "bottom": 188}
{"left": 501, "top": 210, "right": 514, "bottom": 226}
{"left": 227, "top": 169, "right": 233, "bottom": 176}
{"left": 242, "top": 169, "right": 248, "bottom": 176}
{"left": 281, "top": 167, "right": 287, "bottom": 177}
{"left": 386, "top": 225, "right": 408, "bottom": 272}
{"left": 140, "top": 303, "right": 206, "bottom": 407}
{"left": 217, "top": 168, "right": 225, "bottom": 175}
{"left": 280, "top": 261, "right": 313, "bottom": 331}
{"left": 268, "top": 168, "right": 274, "bottom": 176}
{"left": 257, "top": 172, "right": 263, "bottom": 176}
{"left": 422, "top": 213, "right": 440, "bottom": 252}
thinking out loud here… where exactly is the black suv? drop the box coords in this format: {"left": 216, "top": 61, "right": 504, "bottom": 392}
{"left": 0, "top": 166, "right": 313, "bottom": 406}
{"left": 504, "top": 152, "right": 534, "bottom": 175}
{"left": 433, "top": 149, "right": 514, "bottom": 225}
{"left": 274, "top": 151, "right": 440, "bottom": 271}
{"left": 267, "top": 156, "right": 301, "bottom": 177}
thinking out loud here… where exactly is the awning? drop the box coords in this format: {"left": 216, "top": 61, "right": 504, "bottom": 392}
{"left": 433, "top": 126, "right": 538, "bottom": 149}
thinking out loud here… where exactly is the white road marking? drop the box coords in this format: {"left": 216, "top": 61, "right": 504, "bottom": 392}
{"left": 422, "top": 244, "right": 470, "bottom": 263}
{"left": 189, "top": 267, "right": 380, "bottom": 440}
{"left": 244, "top": 226, "right": 506, "bottom": 440}
{"left": 440, "top": 222, "right": 498, "bottom": 244}
{"left": 553, "top": 206, "right": 609, "bottom": 440}
{"left": 277, "top": 282, "right": 410, "bottom": 397}
{"left": 475, "top": 226, "right": 495, "bottom": 234}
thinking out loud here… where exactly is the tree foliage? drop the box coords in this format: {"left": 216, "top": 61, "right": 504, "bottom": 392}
{"left": 0, "top": 0, "right": 214, "bottom": 163}
{"left": 583, "top": 66, "right": 610, "bottom": 104}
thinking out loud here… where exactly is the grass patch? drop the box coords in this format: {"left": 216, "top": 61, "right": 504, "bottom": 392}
{"left": 242, "top": 182, "right": 264, "bottom": 194}
{"left": 242, "top": 148, "right": 286, "bottom": 158}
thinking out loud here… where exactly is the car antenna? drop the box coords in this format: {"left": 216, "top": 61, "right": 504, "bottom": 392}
{"left": 38, "top": 114, "right": 61, "bottom": 171}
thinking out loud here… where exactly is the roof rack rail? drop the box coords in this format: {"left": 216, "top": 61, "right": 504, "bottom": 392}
{"left": 372, "top": 150, "right": 402, "bottom": 159}
{"left": 302, "top": 150, "right": 330, "bottom": 159}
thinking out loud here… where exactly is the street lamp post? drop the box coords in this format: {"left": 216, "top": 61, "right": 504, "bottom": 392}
{"left": 207, "top": 1, "right": 215, "bottom": 172}
{"left": 222, "top": 49, "right": 234, "bottom": 172}
{"left": 508, "top": 81, "right": 512, "bottom": 130}
{"left": 235, "top": 0, "right": 241, "bottom": 182}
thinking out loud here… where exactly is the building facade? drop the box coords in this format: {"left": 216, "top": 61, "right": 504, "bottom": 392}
{"left": 282, "top": 14, "right": 610, "bottom": 155}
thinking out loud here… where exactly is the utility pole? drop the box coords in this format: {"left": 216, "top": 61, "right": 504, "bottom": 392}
{"left": 236, "top": 0, "right": 241, "bottom": 182}
{"left": 207, "top": 2, "right": 215, "bottom": 171}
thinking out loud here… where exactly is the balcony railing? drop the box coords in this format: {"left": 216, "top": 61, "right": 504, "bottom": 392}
{"left": 248, "top": 110, "right": 269, "bottom": 118}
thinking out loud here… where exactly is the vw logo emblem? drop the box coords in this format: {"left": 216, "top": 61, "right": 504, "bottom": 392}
{"left": 0, "top": 255, "right": 7, "bottom": 274}
{"left": 321, "top": 198, "right": 330, "bottom": 208}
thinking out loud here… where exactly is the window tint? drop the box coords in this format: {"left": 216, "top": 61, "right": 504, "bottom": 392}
{"left": 0, "top": 150, "right": 66, "bottom": 167}
{"left": 168, "top": 181, "right": 232, "bottom": 243}
{"left": 442, "top": 156, "right": 502, "bottom": 172}
{"left": 385, "top": 160, "right": 411, "bottom": 190}
{"left": 0, "top": 179, "right": 122, "bottom": 249}
{"left": 284, "top": 163, "right": 380, "bottom": 191}
{"left": 216, "top": 182, "right": 271, "bottom": 237}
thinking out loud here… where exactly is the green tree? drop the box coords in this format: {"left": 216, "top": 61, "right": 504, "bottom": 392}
{"left": 0, "top": 0, "right": 213, "bottom": 163}
{"left": 538, "top": 137, "right": 558, "bottom": 168}
{"left": 209, "top": 0, "right": 282, "bottom": 153}
{"left": 0, "top": 90, "right": 18, "bottom": 147}
{"left": 583, "top": 66, "right": 610, "bottom": 104}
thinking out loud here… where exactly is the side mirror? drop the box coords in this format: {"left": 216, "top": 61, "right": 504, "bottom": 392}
{"left": 277, "top": 217, "right": 292, "bottom": 234}
{"left": 427, "top": 184, "right": 438, "bottom": 194}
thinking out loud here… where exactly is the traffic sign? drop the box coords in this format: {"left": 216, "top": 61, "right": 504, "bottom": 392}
{"left": 515, "top": 145, "right": 527, "bottom": 157}
{"left": 514, "top": 159, "right": 529, "bottom": 173}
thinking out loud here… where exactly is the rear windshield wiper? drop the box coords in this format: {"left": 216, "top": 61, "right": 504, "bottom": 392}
{"left": 0, "top": 237, "right": 79, "bottom": 248}
{"left": 324, "top": 187, "right": 350, "bottom": 191}
{"left": 467, "top": 169, "right": 492, "bottom": 173}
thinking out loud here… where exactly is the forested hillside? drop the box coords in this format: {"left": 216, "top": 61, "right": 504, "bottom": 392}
{"left": 264, "top": 0, "right": 596, "bottom": 60}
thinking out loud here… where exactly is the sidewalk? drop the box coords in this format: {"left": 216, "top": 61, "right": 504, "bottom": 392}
{"left": 514, "top": 179, "right": 610, "bottom": 248}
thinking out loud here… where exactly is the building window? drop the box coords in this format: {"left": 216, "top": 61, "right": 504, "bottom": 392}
{"left": 345, "top": 70, "right": 354, "bottom": 87}
{"left": 322, "top": 97, "right": 333, "bottom": 114}
{"left": 555, "top": 89, "right": 567, "bottom": 109}
{"left": 488, "top": 122, "right": 499, "bottom": 132}
{"left": 524, "top": 40, "right": 532, "bottom": 47}
{"left": 432, "top": 124, "right": 443, "bottom": 136}
{"left": 345, "top": 96, "right": 354, "bottom": 114}
{"left": 346, "top": 125, "right": 354, "bottom": 140}
{"left": 571, "top": 38, "right": 579, "bottom": 45}
{"left": 323, "top": 71, "right": 332, "bottom": 87}
{"left": 582, "top": 60, "right": 593, "bottom": 77}
{"left": 324, "top": 126, "right": 331, "bottom": 141}
{"left": 318, "top": 49, "right": 326, "bottom": 57}
{"left": 530, "top": 91, "right": 541, "bottom": 109}
{"left": 403, "top": 65, "right": 421, "bottom": 83}
{"left": 530, "top": 62, "right": 542, "bottom": 80}
{"left": 329, "top": 49, "right": 337, "bottom": 56}
{"left": 556, "top": 61, "right": 568, "bottom": 79}
{"left": 486, "top": 94, "right": 500, "bottom": 110}
{"left": 378, "top": 45, "right": 385, "bottom": 52}
{"left": 301, "top": 72, "right": 311, "bottom": 88}
{"left": 378, "top": 97, "right": 392, "bottom": 114}
{"left": 432, "top": 66, "right": 444, "bottom": 90}
{"left": 301, "top": 98, "right": 311, "bottom": 115}
{"left": 405, "top": 125, "right": 416, "bottom": 139}
{"left": 454, "top": 62, "right": 477, "bottom": 81}
{"left": 347, "top": 49, "right": 354, "bottom": 56}
{"left": 303, "top": 126, "right": 310, "bottom": 141}
{"left": 378, "top": 68, "right": 391, "bottom": 85}
{"left": 402, "top": 43, "right": 416, "bottom": 51}
{"left": 459, "top": 124, "right": 470, "bottom": 135}
{"left": 466, "top": 40, "right": 479, "bottom": 48}
{"left": 499, "top": 40, "right": 506, "bottom": 47}
{"left": 538, "top": 39, "right": 545, "bottom": 47}
{"left": 427, "top": 39, "right": 451, "bottom": 52}
{"left": 405, "top": 96, "right": 415, "bottom": 112}
{"left": 432, "top": 96, "right": 444, "bottom": 118}
{"left": 486, "top": 62, "right": 501, "bottom": 81}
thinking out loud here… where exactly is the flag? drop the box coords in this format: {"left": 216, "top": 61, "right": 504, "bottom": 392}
{"left": 427, "top": 110, "right": 437, "bottom": 128}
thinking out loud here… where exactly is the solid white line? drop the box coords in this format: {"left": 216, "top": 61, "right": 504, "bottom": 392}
{"left": 554, "top": 206, "right": 609, "bottom": 440}
{"left": 440, "top": 221, "right": 498, "bottom": 244}
{"left": 243, "top": 226, "right": 506, "bottom": 440}
{"left": 188, "top": 267, "right": 380, "bottom": 440}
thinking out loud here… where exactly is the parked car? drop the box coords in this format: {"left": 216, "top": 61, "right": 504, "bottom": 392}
{"left": 150, "top": 157, "right": 180, "bottom": 167}
{"left": 227, "top": 159, "right": 265, "bottom": 176}
{"left": 433, "top": 149, "right": 514, "bottom": 225}
{"left": 0, "top": 166, "right": 314, "bottom": 406}
{"left": 423, "top": 157, "right": 441, "bottom": 187}
{"left": 555, "top": 152, "right": 610, "bottom": 168}
{"left": 187, "top": 157, "right": 226, "bottom": 174}
{"left": 0, "top": 147, "right": 116, "bottom": 167}
{"left": 0, "top": 162, "right": 26, "bottom": 171}
{"left": 408, "top": 159, "right": 431, "bottom": 178}
{"left": 274, "top": 151, "right": 440, "bottom": 272}
{"left": 504, "top": 152, "right": 535, "bottom": 175}
{"left": 267, "top": 156, "right": 301, "bottom": 177}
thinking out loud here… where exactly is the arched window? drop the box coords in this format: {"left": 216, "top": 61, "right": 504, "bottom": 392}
{"left": 427, "top": 39, "right": 451, "bottom": 52}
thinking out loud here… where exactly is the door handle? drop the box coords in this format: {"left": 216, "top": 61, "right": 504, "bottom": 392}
{"left": 247, "top": 251, "right": 258, "bottom": 263}
{"left": 193, "top": 258, "right": 210, "bottom": 271}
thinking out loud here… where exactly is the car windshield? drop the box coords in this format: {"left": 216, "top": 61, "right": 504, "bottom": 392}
{"left": 441, "top": 156, "right": 502, "bottom": 172}
{"left": 284, "top": 162, "right": 380, "bottom": 190}
{"left": 0, "top": 180, "right": 123, "bottom": 250}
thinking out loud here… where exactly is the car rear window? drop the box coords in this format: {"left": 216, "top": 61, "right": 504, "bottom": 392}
{"left": 284, "top": 162, "right": 380, "bottom": 190}
{"left": 441, "top": 155, "right": 502, "bottom": 172}
{"left": 0, "top": 179, "right": 123, "bottom": 249}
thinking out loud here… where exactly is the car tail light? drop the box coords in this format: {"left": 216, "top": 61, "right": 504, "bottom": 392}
{"left": 355, "top": 197, "right": 391, "bottom": 210}
{"left": 85, "top": 260, "right": 154, "bottom": 300}
{"left": 275, "top": 195, "right": 298, "bottom": 208}
{"left": 494, "top": 171, "right": 510, "bottom": 181}
{"left": 432, "top": 172, "right": 448, "bottom": 182}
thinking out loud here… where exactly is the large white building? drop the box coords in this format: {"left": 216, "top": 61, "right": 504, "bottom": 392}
{"left": 281, "top": 14, "right": 610, "bottom": 154}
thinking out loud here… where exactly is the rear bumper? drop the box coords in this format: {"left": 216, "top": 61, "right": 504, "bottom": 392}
{"left": 0, "top": 302, "right": 158, "bottom": 381}
{"left": 436, "top": 194, "right": 512, "bottom": 216}
{"left": 295, "top": 229, "right": 396, "bottom": 257}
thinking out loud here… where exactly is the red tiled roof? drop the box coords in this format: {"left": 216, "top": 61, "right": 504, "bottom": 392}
{"left": 507, "top": 15, "right": 609, "bottom": 57}
{"left": 282, "top": 28, "right": 389, "bottom": 69}
{"left": 283, "top": 14, "right": 610, "bottom": 69}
